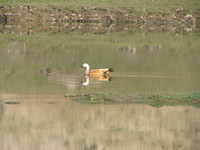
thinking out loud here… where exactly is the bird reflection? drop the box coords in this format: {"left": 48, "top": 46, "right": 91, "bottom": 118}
{"left": 82, "top": 74, "right": 112, "bottom": 86}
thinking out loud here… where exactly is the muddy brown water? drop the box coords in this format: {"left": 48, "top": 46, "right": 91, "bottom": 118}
{"left": 0, "top": 25, "right": 200, "bottom": 149}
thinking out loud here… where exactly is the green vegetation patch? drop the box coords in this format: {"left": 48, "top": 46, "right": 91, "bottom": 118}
{"left": 1, "top": 0, "right": 200, "bottom": 13}
{"left": 69, "top": 93, "right": 200, "bottom": 107}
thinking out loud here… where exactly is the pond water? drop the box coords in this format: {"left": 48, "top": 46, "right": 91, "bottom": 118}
{"left": 0, "top": 30, "right": 200, "bottom": 95}
{"left": 0, "top": 95, "right": 200, "bottom": 150}
{"left": 0, "top": 28, "right": 200, "bottom": 150}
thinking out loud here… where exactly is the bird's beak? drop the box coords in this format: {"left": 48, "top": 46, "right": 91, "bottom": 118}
{"left": 80, "top": 65, "right": 83, "bottom": 68}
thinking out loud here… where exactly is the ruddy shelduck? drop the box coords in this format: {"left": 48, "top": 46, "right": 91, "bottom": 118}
{"left": 81, "top": 63, "right": 113, "bottom": 76}
{"left": 81, "top": 63, "right": 113, "bottom": 86}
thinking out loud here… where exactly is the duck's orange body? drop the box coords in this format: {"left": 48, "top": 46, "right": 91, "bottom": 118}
{"left": 81, "top": 63, "right": 113, "bottom": 76}
{"left": 87, "top": 68, "right": 112, "bottom": 76}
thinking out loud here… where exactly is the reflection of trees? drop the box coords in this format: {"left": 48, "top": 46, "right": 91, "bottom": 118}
{"left": 82, "top": 75, "right": 111, "bottom": 86}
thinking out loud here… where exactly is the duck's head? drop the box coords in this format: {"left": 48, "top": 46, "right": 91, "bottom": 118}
{"left": 81, "top": 63, "right": 90, "bottom": 72}
{"left": 81, "top": 63, "right": 89, "bottom": 68}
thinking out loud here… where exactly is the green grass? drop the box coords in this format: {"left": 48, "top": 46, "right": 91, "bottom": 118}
{"left": 1, "top": 0, "right": 200, "bottom": 13}
{"left": 70, "top": 93, "right": 200, "bottom": 107}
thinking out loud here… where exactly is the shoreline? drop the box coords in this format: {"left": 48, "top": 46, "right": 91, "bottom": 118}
{"left": 0, "top": 5, "right": 199, "bottom": 34}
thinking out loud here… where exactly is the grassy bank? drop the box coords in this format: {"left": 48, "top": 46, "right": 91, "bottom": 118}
{"left": 1, "top": 0, "right": 200, "bottom": 13}
{"left": 69, "top": 93, "right": 200, "bottom": 107}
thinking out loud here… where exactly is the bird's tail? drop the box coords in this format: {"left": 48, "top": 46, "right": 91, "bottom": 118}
{"left": 109, "top": 68, "right": 114, "bottom": 72}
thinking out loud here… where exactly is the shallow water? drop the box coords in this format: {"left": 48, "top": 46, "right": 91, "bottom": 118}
{"left": 0, "top": 31, "right": 200, "bottom": 95}
{"left": 0, "top": 95, "right": 200, "bottom": 150}
{"left": 0, "top": 29, "right": 200, "bottom": 150}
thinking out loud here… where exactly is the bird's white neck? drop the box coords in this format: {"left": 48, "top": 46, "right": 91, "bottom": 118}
{"left": 84, "top": 66, "right": 89, "bottom": 75}
{"left": 85, "top": 65, "right": 89, "bottom": 71}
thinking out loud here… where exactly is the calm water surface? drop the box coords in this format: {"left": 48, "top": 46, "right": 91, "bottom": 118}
{"left": 0, "top": 29, "right": 200, "bottom": 150}
{"left": 0, "top": 31, "right": 199, "bottom": 95}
